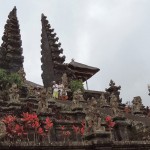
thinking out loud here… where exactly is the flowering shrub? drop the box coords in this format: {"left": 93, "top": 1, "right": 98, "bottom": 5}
{"left": 105, "top": 115, "right": 115, "bottom": 129}
{"left": 2, "top": 113, "right": 54, "bottom": 144}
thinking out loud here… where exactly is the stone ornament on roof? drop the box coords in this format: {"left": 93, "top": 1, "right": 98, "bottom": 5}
{"left": 132, "top": 96, "right": 143, "bottom": 114}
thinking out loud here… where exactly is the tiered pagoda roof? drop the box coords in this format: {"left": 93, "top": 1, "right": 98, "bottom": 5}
{"left": 0, "top": 6, "right": 24, "bottom": 73}
{"left": 41, "top": 14, "right": 67, "bottom": 88}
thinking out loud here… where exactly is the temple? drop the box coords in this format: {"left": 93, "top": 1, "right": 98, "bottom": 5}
{"left": 41, "top": 14, "right": 100, "bottom": 88}
{"left": 0, "top": 7, "right": 150, "bottom": 150}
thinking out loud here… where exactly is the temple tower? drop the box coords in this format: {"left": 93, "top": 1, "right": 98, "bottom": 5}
{"left": 0, "top": 6, "right": 24, "bottom": 73}
{"left": 41, "top": 14, "right": 66, "bottom": 88}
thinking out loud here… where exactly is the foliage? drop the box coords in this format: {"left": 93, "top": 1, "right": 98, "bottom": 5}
{"left": 8, "top": 72, "right": 22, "bottom": 87}
{"left": 0, "top": 69, "right": 22, "bottom": 88}
{"left": 69, "top": 80, "right": 84, "bottom": 93}
{"left": 0, "top": 69, "right": 8, "bottom": 84}
{"left": 2, "top": 113, "right": 54, "bottom": 144}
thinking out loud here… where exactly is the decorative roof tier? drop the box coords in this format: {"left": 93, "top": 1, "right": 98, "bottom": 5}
{"left": 0, "top": 6, "right": 24, "bottom": 72}
{"left": 41, "top": 14, "right": 67, "bottom": 88}
{"left": 68, "top": 60, "right": 100, "bottom": 82}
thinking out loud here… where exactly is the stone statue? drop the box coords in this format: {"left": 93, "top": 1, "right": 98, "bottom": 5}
{"left": 8, "top": 83, "right": 20, "bottom": 103}
{"left": 71, "top": 89, "right": 84, "bottom": 110}
{"left": 37, "top": 88, "right": 52, "bottom": 113}
{"left": 61, "top": 73, "right": 68, "bottom": 89}
{"left": 46, "top": 86, "right": 53, "bottom": 100}
{"left": 99, "top": 93, "right": 108, "bottom": 107}
{"left": 85, "top": 115, "right": 94, "bottom": 134}
{"left": 110, "top": 93, "right": 119, "bottom": 117}
{"left": 132, "top": 96, "right": 142, "bottom": 113}
{"left": 76, "top": 89, "right": 85, "bottom": 102}
{"left": 84, "top": 97, "right": 105, "bottom": 135}
{"left": 28, "top": 85, "right": 35, "bottom": 97}
{"left": 18, "top": 67, "right": 26, "bottom": 82}
{"left": 95, "top": 114, "right": 105, "bottom": 132}
{"left": 0, "top": 121, "right": 6, "bottom": 139}
{"left": 28, "top": 86, "right": 40, "bottom": 98}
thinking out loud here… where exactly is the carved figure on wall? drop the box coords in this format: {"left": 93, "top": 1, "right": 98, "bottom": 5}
{"left": 18, "top": 67, "right": 26, "bottom": 82}
{"left": 8, "top": 83, "right": 20, "bottom": 103}
{"left": 72, "top": 89, "right": 84, "bottom": 104}
{"left": 28, "top": 85, "right": 35, "bottom": 97}
{"left": 27, "top": 86, "right": 41, "bottom": 98}
{"left": 85, "top": 114, "right": 94, "bottom": 134}
{"left": 84, "top": 97, "right": 105, "bottom": 135}
{"left": 46, "top": 86, "right": 53, "bottom": 100}
{"left": 71, "top": 89, "right": 84, "bottom": 109}
{"left": 94, "top": 114, "right": 105, "bottom": 132}
{"left": 110, "top": 93, "right": 119, "bottom": 117}
{"left": 99, "top": 93, "right": 108, "bottom": 107}
{"left": 132, "top": 96, "right": 142, "bottom": 113}
{"left": 61, "top": 73, "right": 68, "bottom": 89}
{"left": 37, "top": 88, "right": 52, "bottom": 113}
{"left": 0, "top": 121, "right": 6, "bottom": 140}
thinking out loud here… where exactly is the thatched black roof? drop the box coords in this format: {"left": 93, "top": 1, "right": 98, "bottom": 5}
{"left": 68, "top": 61, "right": 100, "bottom": 71}
{"left": 68, "top": 61, "right": 100, "bottom": 81}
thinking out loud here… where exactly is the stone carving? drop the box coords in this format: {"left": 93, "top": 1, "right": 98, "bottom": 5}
{"left": 71, "top": 89, "right": 85, "bottom": 110}
{"left": 132, "top": 96, "right": 142, "bottom": 114}
{"left": 0, "top": 121, "right": 6, "bottom": 139}
{"left": 61, "top": 73, "right": 68, "bottom": 89}
{"left": 77, "top": 89, "right": 85, "bottom": 102}
{"left": 84, "top": 97, "right": 105, "bottom": 135}
{"left": 8, "top": 83, "right": 20, "bottom": 103}
{"left": 17, "top": 67, "right": 26, "bottom": 82}
{"left": 99, "top": 93, "right": 108, "bottom": 107}
{"left": 27, "top": 86, "right": 40, "bottom": 98}
{"left": 110, "top": 93, "right": 119, "bottom": 117}
{"left": 46, "top": 86, "right": 53, "bottom": 100}
{"left": 37, "top": 88, "right": 52, "bottom": 114}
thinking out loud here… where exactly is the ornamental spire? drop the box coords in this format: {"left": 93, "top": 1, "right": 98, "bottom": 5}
{"left": 0, "top": 6, "right": 24, "bottom": 72}
{"left": 41, "top": 14, "right": 66, "bottom": 88}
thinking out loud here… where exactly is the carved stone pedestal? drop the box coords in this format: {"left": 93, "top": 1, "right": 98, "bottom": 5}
{"left": 113, "top": 117, "right": 130, "bottom": 141}
{"left": 84, "top": 131, "right": 111, "bottom": 144}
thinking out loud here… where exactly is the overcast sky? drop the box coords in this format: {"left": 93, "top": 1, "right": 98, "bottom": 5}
{"left": 0, "top": 0, "right": 150, "bottom": 106}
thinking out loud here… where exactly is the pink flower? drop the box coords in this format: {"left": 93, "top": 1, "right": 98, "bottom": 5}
{"left": 105, "top": 116, "right": 111, "bottom": 122}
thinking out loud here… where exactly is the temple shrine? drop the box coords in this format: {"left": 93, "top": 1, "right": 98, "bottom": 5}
{"left": 0, "top": 7, "right": 150, "bottom": 150}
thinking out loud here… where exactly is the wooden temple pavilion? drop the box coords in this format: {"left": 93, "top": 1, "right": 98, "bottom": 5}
{"left": 67, "top": 60, "right": 100, "bottom": 82}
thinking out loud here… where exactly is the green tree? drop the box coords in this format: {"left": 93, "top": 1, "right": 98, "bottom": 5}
{"left": 70, "top": 80, "right": 84, "bottom": 93}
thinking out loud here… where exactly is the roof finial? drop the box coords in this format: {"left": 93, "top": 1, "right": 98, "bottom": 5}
{"left": 71, "top": 58, "right": 75, "bottom": 62}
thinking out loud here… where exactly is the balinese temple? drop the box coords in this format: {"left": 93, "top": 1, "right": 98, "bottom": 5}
{"left": 41, "top": 14, "right": 100, "bottom": 88}
{"left": 1, "top": 7, "right": 150, "bottom": 150}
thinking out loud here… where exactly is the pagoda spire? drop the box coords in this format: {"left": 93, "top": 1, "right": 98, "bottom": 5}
{"left": 41, "top": 14, "right": 66, "bottom": 88}
{"left": 0, "top": 6, "right": 24, "bottom": 72}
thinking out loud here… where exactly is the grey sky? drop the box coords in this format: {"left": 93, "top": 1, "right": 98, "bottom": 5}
{"left": 0, "top": 0, "right": 150, "bottom": 106}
